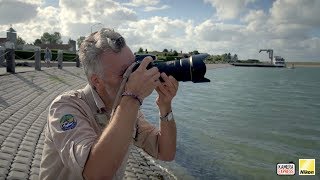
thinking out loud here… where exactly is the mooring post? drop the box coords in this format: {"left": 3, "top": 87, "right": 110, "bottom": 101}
{"left": 76, "top": 56, "right": 80, "bottom": 67}
{"left": 57, "top": 50, "right": 63, "bottom": 69}
{"left": 35, "top": 48, "right": 41, "bottom": 71}
{"left": 6, "top": 48, "right": 15, "bottom": 73}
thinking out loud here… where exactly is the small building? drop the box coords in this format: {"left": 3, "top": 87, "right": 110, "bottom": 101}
{"left": 7, "top": 27, "right": 17, "bottom": 46}
{"left": 0, "top": 26, "right": 17, "bottom": 49}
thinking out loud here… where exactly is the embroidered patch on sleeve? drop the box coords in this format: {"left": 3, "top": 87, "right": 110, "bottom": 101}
{"left": 60, "top": 114, "right": 77, "bottom": 131}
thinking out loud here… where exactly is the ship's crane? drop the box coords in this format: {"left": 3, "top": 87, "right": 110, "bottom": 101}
{"left": 259, "top": 49, "right": 273, "bottom": 64}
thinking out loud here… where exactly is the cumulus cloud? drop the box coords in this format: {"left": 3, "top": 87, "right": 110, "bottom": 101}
{"left": 123, "top": 0, "right": 160, "bottom": 7}
{"left": 270, "top": 0, "right": 320, "bottom": 27}
{"left": 194, "top": 20, "right": 245, "bottom": 41}
{"left": 120, "top": 16, "right": 189, "bottom": 52}
{"left": 204, "top": 0, "right": 256, "bottom": 20}
{"left": 11, "top": 6, "right": 61, "bottom": 43}
{"left": 59, "top": 0, "right": 138, "bottom": 40}
{"left": 144, "top": 5, "right": 170, "bottom": 12}
{"left": 0, "top": 0, "right": 39, "bottom": 25}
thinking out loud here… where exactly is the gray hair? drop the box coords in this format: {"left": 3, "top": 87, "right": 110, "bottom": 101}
{"left": 79, "top": 28, "right": 126, "bottom": 84}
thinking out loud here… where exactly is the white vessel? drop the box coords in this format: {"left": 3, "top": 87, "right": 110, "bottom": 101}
{"left": 272, "top": 56, "right": 286, "bottom": 67}
{"left": 259, "top": 49, "right": 286, "bottom": 67}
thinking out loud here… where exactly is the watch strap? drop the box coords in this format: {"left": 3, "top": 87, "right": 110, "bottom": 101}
{"left": 160, "top": 111, "right": 174, "bottom": 121}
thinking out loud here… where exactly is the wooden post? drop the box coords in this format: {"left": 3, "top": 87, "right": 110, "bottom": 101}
{"left": 35, "top": 48, "right": 41, "bottom": 71}
{"left": 57, "top": 50, "right": 63, "bottom": 69}
{"left": 6, "top": 48, "right": 15, "bottom": 73}
{"left": 0, "top": 47, "right": 5, "bottom": 66}
{"left": 76, "top": 56, "right": 80, "bottom": 67}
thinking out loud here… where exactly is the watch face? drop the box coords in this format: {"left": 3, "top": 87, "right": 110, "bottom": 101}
{"left": 167, "top": 112, "right": 174, "bottom": 121}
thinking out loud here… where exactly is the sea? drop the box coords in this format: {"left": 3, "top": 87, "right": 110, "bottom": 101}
{"left": 141, "top": 66, "right": 320, "bottom": 180}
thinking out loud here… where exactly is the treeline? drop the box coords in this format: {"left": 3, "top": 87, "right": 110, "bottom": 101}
{"left": 136, "top": 47, "right": 240, "bottom": 64}
{"left": 17, "top": 32, "right": 68, "bottom": 46}
{"left": 135, "top": 47, "right": 202, "bottom": 61}
{"left": 15, "top": 32, "right": 77, "bottom": 61}
{"left": 205, "top": 53, "right": 239, "bottom": 64}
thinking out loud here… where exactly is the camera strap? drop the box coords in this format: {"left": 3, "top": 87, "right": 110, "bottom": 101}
{"left": 110, "top": 61, "right": 139, "bottom": 119}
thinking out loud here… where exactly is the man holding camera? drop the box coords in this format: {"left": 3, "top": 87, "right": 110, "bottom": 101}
{"left": 39, "top": 28, "right": 178, "bottom": 180}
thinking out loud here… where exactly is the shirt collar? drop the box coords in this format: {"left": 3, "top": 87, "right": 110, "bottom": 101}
{"left": 83, "top": 84, "right": 107, "bottom": 113}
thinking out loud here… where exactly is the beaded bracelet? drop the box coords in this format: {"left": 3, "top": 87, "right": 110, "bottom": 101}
{"left": 121, "top": 92, "right": 143, "bottom": 106}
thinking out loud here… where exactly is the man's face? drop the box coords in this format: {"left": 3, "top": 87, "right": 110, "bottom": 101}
{"left": 98, "top": 45, "right": 135, "bottom": 102}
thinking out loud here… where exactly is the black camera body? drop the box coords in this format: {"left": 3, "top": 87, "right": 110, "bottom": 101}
{"left": 134, "top": 54, "right": 210, "bottom": 83}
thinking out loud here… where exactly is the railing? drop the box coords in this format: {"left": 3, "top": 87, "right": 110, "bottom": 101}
{"left": 0, "top": 49, "right": 81, "bottom": 74}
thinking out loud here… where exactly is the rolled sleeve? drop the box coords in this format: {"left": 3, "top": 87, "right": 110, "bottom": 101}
{"left": 48, "top": 97, "right": 98, "bottom": 177}
{"left": 134, "top": 111, "right": 160, "bottom": 158}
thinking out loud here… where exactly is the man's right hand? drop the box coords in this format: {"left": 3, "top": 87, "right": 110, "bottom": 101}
{"left": 125, "top": 56, "right": 161, "bottom": 100}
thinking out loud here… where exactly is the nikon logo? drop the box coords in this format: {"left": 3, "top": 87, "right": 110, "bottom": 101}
{"left": 300, "top": 170, "right": 314, "bottom": 174}
{"left": 299, "top": 159, "right": 315, "bottom": 176}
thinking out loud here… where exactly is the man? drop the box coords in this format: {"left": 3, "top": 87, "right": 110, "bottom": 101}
{"left": 44, "top": 47, "right": 52, "bottom": 68}
{"left": 40, "top": 28, "right": 178, "bottom": 180}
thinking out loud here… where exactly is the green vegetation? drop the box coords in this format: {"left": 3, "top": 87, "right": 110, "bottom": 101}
{"left": 77, "top": 36, "right": 85, "bottom": 48}
{"left": 202, "top": 53, "right": 238, "bottom": 64}
{"left": 17, "top": 36, "right": 26, "bottom": 45}
{"left": 40, "top": 32, "right": 62, "bottom": 44}
{"left": 134, "top": 47, "right": 245, "bottom": 64}
{"left": 14, "top": 31, "right": 77, "bottom": 61}
{"left": 15, "top": 50, "right": 77, "bottom": 62}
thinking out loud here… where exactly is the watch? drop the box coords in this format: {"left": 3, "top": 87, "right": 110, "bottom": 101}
{"left": 160, "top": 111, "right": 174, "bottom": 121}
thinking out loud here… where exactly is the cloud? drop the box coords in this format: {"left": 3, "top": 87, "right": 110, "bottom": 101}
{"left": 270, "top": 0, "right": 320, "bottom": 27}
{"left": 194, "top": 20, "right": 245, "bottom": 41}
{"left": 144, "top": 5, "right": 170, "bottom": 12}
{"left": 0, "top": 0, "right": 319, "bottom": 61}
{"left": 0, "top": 0, "right": 38, "bottom": 25}
{"left": 123, "top": 0, "right": 159, "bottom": 7}
{"left": 204, "top": 0, "right": 256, "bottom": 20}
{"left": 119, "top": 16, "right": 192, "bottom": 53}
{"left": 59, "top": 0, "right": 138, "bottom": 39}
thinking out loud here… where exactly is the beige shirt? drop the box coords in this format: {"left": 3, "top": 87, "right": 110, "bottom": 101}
{"left": 40, "top": 84, "right": 160, "bottom": 180}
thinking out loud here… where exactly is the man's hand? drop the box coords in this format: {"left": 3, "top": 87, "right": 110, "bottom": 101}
{"left": 125, "top": 57, "right": 161, "bottom": 100}
{"left": 156, "top": 73, "right": 179, "bottom": 115}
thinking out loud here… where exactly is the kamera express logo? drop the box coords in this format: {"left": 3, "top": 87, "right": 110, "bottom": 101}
{"left": 277, "top": 162, "right": 295, "bottom": 176}
{"left": 299, "top": 159, "right": 315, "bottom": 175}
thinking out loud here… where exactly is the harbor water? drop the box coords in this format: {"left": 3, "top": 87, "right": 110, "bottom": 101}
{"left": 142, "top": 66, "right": 320, "bottom": 179}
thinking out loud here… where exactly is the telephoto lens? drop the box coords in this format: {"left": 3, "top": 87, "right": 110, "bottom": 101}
{"left": 134, "top": 54, "right": 210, "bottom": 83}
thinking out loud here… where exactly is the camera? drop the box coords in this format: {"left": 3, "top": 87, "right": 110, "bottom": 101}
{"left": 134, "top": 54, "right": 210, "bottom": 83}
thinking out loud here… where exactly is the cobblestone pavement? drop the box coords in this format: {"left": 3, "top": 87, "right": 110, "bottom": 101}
{"left": 0, "top": 67, "right": 176, "bottom": 180}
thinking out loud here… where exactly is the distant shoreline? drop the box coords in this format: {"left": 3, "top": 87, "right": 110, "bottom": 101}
{"left": 205, "top": 62, "right": 320, "bottom": 69}
{"left": 205, "top": 63, "right": 233, "bottom": 70}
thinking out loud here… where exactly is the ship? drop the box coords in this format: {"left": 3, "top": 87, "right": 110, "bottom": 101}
{"left": 231, "top": 49, "right": 286, "bottom": 68}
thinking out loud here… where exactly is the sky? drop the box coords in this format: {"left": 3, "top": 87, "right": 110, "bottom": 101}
{"left": 0, "top": 0, "right": 320, "bottom": 62}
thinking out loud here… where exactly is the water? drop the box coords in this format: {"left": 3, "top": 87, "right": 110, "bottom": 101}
{"left": 142, "top": 66, "right": 320, "bottom": 180}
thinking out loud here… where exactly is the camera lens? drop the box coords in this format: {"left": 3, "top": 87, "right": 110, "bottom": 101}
{"left": 134, "top": 54, "right": 210, "bottom": 83}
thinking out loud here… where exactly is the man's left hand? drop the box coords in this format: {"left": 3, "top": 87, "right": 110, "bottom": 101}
{"left": 155, "top": 73, "right": 179, "bottom": 115}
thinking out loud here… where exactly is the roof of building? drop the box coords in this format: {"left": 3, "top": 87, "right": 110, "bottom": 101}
{"left": 0, "top": 38, "right": 7, "bottom": 44}
{"left": 7, "top": 27, "right": 16, "bottom": 33}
